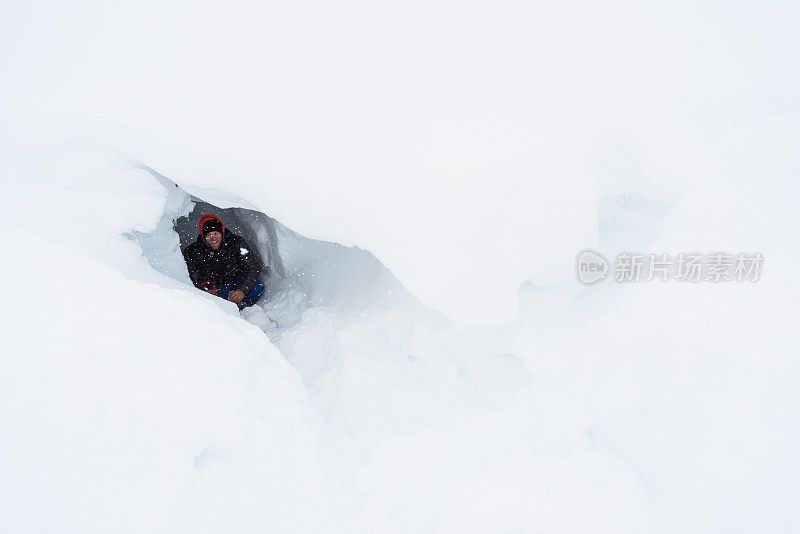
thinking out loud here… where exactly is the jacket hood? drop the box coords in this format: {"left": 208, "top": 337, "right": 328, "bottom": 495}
{"left": 198, "top": 214, "right": 225, "bottom": 237}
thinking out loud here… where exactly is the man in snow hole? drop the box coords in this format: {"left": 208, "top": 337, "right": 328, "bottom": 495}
{"left": 183, "top": 214, "right": 265, "bottom": 309}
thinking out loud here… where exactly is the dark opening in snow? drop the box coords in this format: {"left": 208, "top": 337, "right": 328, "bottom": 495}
{"left": 174, "top": 200, "right": 286, "bottom": 298}
{"left": 130, "top": 165, "right": 446, "bottom": 336}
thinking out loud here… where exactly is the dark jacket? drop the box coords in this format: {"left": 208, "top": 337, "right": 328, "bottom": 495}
{"left": 183, "top": 220, "right": 261, "bottom": 295}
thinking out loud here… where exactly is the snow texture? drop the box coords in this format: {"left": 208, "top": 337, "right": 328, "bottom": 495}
{"left": 1, "top": 1, "right": 800, "bottom": 532}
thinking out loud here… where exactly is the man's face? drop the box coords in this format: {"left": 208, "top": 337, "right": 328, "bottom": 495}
{"left": 205, "top": 231, "right": 222, "bottom": 250}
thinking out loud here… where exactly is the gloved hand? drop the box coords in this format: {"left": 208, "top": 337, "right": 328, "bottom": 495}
{"left": 199, "top": 280, "right": 218, "bottom": 296}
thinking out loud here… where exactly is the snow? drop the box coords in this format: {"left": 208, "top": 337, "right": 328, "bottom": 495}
{"left": 9, "top": 0, "right": 791, "bottom": 324}
{"left": 2, "top": 0, "right": 800, "bottom": 532}
{"left": 2, "top": 142, "right": 798, "bottom": 532}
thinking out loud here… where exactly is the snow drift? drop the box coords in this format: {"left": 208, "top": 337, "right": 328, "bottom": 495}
{"left": 2, "top": 0, "right": 800, "bottom": 532}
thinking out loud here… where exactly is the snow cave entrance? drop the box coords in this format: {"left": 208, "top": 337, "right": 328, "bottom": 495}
{"left": 134, "top": 167, "right": 436, "bottom": 340}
